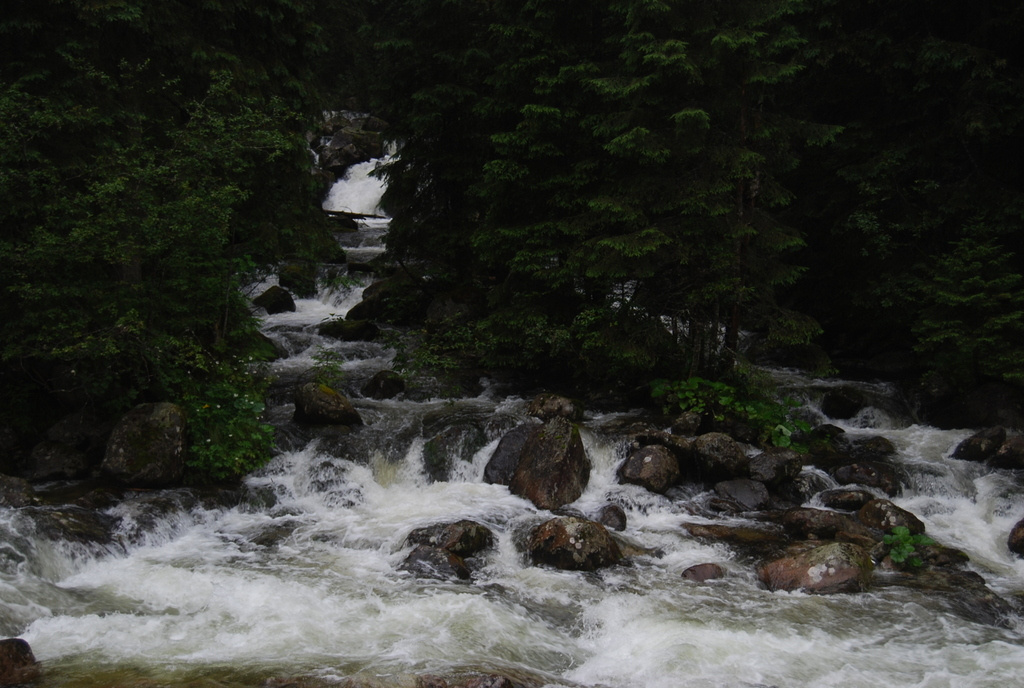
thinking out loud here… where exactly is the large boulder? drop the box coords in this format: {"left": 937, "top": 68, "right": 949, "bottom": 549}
{"left": 820, "top": 387, "right": 868, "bottom": 420}
{"left": 293, "top": 383, "right": 363, "bottom": 426}
{"left": 692, "top": 432, "right": 749, "bottom": 482}
{"left": 253, "top": 285, "right": 296, "bottom": 314}
{"left": 25, "top": 440, "right": 90, "bottom": 481}
{"left": 102, "top": 402, "right": 186, "bottom": 487}
{"left": 780, "top": 507, "right": 874, "bottom": 542}
{"left": 758, "top": 542, "right": 874, "bottom": 594}
{"left": 0, "top": 638, "right": 40, "bottom": 685}
{"left": 526, "top": 516, "right": 622, "bottom": 571}
{"left": 617, "top": 445, "right": 680, "bottom": 494}
{"left": 508, "top": 417, "right": 590, "bottom": 510}
{"left": 951, "top": 427, "right": 1006, "bottom": 462}
{"left": 483, "top": 423, "right": 536, "bottom": 486}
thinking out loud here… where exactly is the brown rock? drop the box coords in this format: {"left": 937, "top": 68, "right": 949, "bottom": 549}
{"left": 682, "top": 563, "right": 726, "bottom": 582}
{"left": 858, "top": 499, "right": 925, "bottom": 534}
{"left": 293, "top": 383, "right": 363, "bottom": 426}
{"left": 0, "top": 638, "right": 40, "bottom": 685}
{"left": 527, "top": 516, "right": 622, "bottom": 571}
{"left": 526, "top": 393, "right": 583, "bottom": 422}
{"left": 952, "top": 426, "right": 1006, "bottom": 462}
{"left": 406, "top": 520, "right": 494, "bottom": 556}
{"left": 758, "top": 542, "right": 874, "bottom": 594}
{"left": 617, "top": 445, "right": 680, "bottom": 494}
{"left": 692, "top": 432, "right": 749, "bottom": 481}
{"left": 832, "top": 461, "right": 901, "bottom": 497}
{"left": 1008, "top": 516, "right": 1024, "bottom": 557}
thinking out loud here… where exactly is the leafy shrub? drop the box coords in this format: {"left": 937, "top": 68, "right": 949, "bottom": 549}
{"left": 651, "top": 376, "right": 811, "bottom": 449}
{"left": 883, "top": 526, "right": 935, "bottom": 568}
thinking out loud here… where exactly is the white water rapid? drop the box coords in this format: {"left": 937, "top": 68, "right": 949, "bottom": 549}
{"left": 3, "top": 164, "right": 1024, "bottom": 688}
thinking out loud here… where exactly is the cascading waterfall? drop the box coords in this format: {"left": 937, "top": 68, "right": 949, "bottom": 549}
{"left": 3, "top": 163, "right": 1024, "bottom": 688}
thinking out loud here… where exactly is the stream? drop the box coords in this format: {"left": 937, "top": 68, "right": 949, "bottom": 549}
{"left": 2, "top": 160, "right": 1024, "bottom": 687}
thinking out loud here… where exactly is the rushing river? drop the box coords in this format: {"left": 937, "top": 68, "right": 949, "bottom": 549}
{"left": 3, "top": 162, "right": 1024, "bottom": 687}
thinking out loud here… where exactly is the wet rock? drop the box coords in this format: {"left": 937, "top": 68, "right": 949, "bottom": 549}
{"left": 682, "top": 563, "right": 726, "bottom": 582}
{"left": 682, "top": 522, "right": 788, "bottom": 560}
{"left": 748, "top": 447, "right": 804, "bottom": 487}
{"left": 858, "top": 499, "right": 925, "bottom": 534}
{"left": 460, "top": 676, "right": 515, "bottom": 688}
{"left": 990, "top": 435, "right": 1024, "bottom": 470}
{"left": 670, "top": 411, "right": 702, "bottom": 436}
{"left": 594, "top": 503, "right": 627, "bottom": 532}
{"left": 400, "top": 545, "right": 470, "bottom": 581}
{"left": 253, "top": 285, "right": 296, "bottom": 314}
{"left": 318, "top": 318, "right": 380, "bottom": 342}
{"left": 692, "top": 432, "right": 749, "bottom": 482}
{"left": 832, "top": 461, "right": 901, "bottom": 497}
{"left": 422, "top": 423, "right": 486, "bottom": 483}
{"left": 278, "top": 262, "right": 318, "bottom": 299}
{"left": 0, "top": 474, "right": 35, "bottom": 507}
{"left": 361, "top": 370, "right": 405, "bottom": 400}
{"left": 817, "top": 488, "right": 876, "bottom": 512}
{"left": 102, "top": 402, "right": 186, "bottom": 487}
{"left": 1008, "top": 516, "right": 1024, "bottom": 557}
{"left": 46, "top": 409, "right": 111, "bottom": 460}
{"left": 840, "top": 435, "right": 897, "bottom": 462}
{"left": 527, "top": 516, "right": 622, "bottom": 571}
{"left": 617, "top": 445, "right": 680, "bottom": 494}
{"left": 526, "top": 393, "right": 583, "bottom": 422}
{"left": 714, "top": 478, "right": 770, "bottom": 511}
{"left": 406, "top": 520, "right": 494, "bottom": 557}
{"left": 509, "top": 417, "right": 590, "bottom": 510}
{"left": 780, "top": 507, "right": 874, "bottom": 541}
{"left": 877, "top": 568, "right": 1015, "bottom": 627}
{"left": 24, "top": 505, "right": 120, "bottom": 546}
{"left": 820, "top": 387, "right": 867, "bottom": 420}
{"left": 25, "top": 440, "right": 91, "bottom": 481}
{"left": 758, "top": 542, "right": 873, "bottom": 594}
{"left": 483, "top": 423, "right": 536, "bottom": 486}
{"left": 951, "top": 426, "right": 1006, "bottom": 462}
{"left": 0, "top": 638, "right": 40, "bottom": 685}
{"left": 293, "top": 383, "right": 363, "bottom": 426}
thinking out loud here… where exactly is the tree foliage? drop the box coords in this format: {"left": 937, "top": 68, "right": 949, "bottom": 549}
{"left": 0, "top": 0, "right": 333, "bottom": 478}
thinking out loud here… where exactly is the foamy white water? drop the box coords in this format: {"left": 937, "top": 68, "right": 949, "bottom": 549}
{"left": 5, "top": 180, "right": 1024, "bottom": 688}
{"left": 322, "top": 158, "right": 388, "bottom": 216}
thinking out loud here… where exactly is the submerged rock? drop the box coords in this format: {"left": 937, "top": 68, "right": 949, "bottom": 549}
{"left": 101, "top": 402, "right": 186, "bottom": 487}
{"left": 509, "top": 417, "right": 590, "bottom": 510}
{"left": 527, "top": 516, "right": 622, "bottom": 571}
{"left": 758, "top": 542, "right": 874, "bottom": 594}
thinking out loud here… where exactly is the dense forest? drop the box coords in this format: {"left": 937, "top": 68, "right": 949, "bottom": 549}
{"left": 2, "top": 0, "right": 1022, "bottom": 479}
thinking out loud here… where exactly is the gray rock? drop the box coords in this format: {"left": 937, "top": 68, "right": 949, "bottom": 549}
{"left": 617, "top": 445, "right": 680, "bottom": 494}
{"left": 509, "top": 417, "right": 590, "bottom": 510}
{"left": 102, "top": 402, "right": 186, "bottom": 487}
{"left": 527, "top": 516, "right": 622, "bottom": 571}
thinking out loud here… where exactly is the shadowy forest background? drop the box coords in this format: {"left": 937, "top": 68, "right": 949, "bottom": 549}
{"left": 2, "top": 0, "right": 1022, "bottom": 480}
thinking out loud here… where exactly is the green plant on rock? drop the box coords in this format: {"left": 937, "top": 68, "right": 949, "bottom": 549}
{"left": 310, "top": 347, "right": 348, "bottom": 388}
{"left": 182, "top": 358, "right": 274, "bottom": 482}
{"left": 883, "top": 526, "right": 935, "bottom": 568}
{"left": 651, "top": 376, "right": 811, "bottom": 449}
